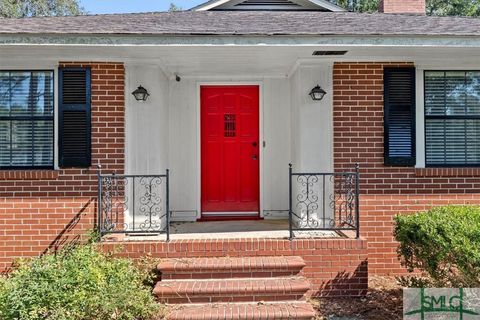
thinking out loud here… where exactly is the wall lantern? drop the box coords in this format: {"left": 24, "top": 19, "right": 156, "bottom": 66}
{"left": 132, "top": 86, "right": 150, "bottom": 102}
{"left": 309, "top": 85, "right": 327, "bottom": 101}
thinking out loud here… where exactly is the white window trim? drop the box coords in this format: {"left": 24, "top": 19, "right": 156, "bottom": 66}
{"left": 415, "top": 67, "right": 425, "bottom": 168}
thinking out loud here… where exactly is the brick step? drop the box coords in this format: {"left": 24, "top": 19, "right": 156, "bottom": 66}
{"left": 153, "top": 277, "right": 310, "bottom": 304}
{"left": 167, "top": 302, "right": 316, "bottom": 320}
{"left": 158, "top": 256, "right": 306, "bottom": 280}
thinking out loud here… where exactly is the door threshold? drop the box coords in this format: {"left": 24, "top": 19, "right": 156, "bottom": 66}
{"left": 199, "top": 212, "right": 262, "bottom": 221}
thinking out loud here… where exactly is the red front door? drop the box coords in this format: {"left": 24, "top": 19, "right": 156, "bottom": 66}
{"left": 201, "top": 85, "right": 260, "bottom": 216}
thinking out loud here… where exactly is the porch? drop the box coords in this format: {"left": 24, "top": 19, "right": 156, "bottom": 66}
{"left": 97, "top": 165, "right": 360, "bottom": 241}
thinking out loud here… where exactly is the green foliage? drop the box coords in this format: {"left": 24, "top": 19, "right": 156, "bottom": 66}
{"left": 0, "top": 0, "right": 85, "bottom": 18}
{"left": 0, "top": 244, "right": 160, "bottom": 320}
{"left": 329, "top": 0, "right": 480, "bottom": 16}
{"left": 427, "top": 0, "right": 480, "bottom": 17}
{"left": 331, "top": 0, "right": 379, "bottom": 13}
{"left": 168, "top": 3, "right": 182, "bottom": 12}
{"left": 394, "top": 206, "right": 480, "bottom": 287}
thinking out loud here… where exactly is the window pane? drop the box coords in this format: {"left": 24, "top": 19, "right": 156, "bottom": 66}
{"left": 11, "top": 120, "right": 33, "bottom": 166}
{"left": 0, "top": 72, "right": 10, "bottom": 116}
{"left": 426, "top": 120, "right": 480, "bottom": 166}
{"left": 0, "top": 120, "right": 9, "bottom": 144}
{"left": 444, "top": 119, "right": 466, "bottom": 164}
{"left": 32, "top": 71, "right": 54, "bottom": 116}
{"left": 0, "top": 144, "right": 10, "bottom": 167}
{"left": 0, "top": 71, "right": 54, "bottom": 168}
{"left": 445, "top": 72, "right": 466, "bottom": 115}
{"left": 466, "top": 119, "right": 480, "bottom": 164}
{"left": 33, "top": 120, "right": 53, "bottom": 166}
{"left": 10, "top": 72, "right": 31, "bottom": 116}
{"left": 425, "top": 71, "right": 446, "bottom": 116}
{"left": 425, "top": 119, "right": 446, "bottom": 165}
{"left": 466, "top": 72, "right": 480, "bottom": 116}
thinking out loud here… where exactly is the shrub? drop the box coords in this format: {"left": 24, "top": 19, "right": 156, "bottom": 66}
{"left": 0, "top": 244, "right": 160, "bottom": 320}
{"left": 394, "top": 205, "right": 480, "bottom": 287}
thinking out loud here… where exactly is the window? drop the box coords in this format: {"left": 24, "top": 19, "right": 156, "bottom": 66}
{"left": 0, "top": 71, "right": 54, "bottom": 169}
{"left": 425, "top": 71, "right": 480, "bottom": 166}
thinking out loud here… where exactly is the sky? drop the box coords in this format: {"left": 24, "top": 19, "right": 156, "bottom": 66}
{"left": 80, "top": 0, "right": 205, "bottom": 14}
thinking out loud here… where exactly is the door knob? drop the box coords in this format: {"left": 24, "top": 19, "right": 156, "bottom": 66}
{"left": 252, "top": 142, "right": 258, "bottom": 147}
{"left": 252, "top": 155, "right": 258, "bottom": 160}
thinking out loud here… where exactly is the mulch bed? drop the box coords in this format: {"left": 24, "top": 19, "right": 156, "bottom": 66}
{"left": 312, "top": 276, "right": 403, "bottom": 320}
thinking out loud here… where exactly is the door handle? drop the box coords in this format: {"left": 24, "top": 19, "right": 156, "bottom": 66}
{"left": 252, "top": 155, "right": 258, "bottom": 160}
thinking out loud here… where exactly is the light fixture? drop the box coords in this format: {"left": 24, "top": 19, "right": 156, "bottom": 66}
{"left": 309, "top": 85, "right": 326, "bottom": 101}
{"left": 132, "top": 86, "right": 150, "bottom": 102}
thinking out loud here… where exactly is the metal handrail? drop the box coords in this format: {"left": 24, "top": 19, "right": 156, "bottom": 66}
{"left": 97, "top": 165, "right": 170, "bottom": 241}
{"left": 288, "top": 163, "right": 360, "bottom": 239}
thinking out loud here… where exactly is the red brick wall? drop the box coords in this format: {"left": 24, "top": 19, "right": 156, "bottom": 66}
{"left": 333, "top": 62, "right": 480, "bottom": 275}
{"left": 0, "top": 62, "right": 125, "bottom": 272}
{"left": 103, "top": 238, "right": 369, "bottom": 297}
{"left": 379, "top": 0, "right": 425, "bottom": 14}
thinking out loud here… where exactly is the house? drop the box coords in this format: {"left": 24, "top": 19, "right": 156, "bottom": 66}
{"left": 2, "top": 0, "right": 480, "bottom": 317}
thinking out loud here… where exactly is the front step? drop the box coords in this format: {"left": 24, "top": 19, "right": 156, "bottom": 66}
{"left": 167, "top": 302, "right": 316, "bottom": 320}
{"left": 158, "top": 256, "right": 306, "bottom": 279}
{"left": 155, "top": 256, "right": 315, "bottom": 319}
{"left": 154, "top": 277, "right": 310, "bottom": 303}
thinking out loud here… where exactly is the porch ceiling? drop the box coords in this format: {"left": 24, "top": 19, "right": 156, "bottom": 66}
{"left": 1, "top": 45, "right": 480, "bottom": 77}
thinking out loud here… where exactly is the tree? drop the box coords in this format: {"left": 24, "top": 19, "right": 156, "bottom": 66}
{"left": 426, "top": 0, "right": 480, "bottom": 17}
{"left": 168, "top": 2, "right": 182, "bottom": 12}
{"left": 0, "top": 0, "right": 84, "bottom": 18}
{"left": 329, "top": 0, "right": 480, "bottom": 17}
{"left": 331, "top": 0, "right": 378, "bottom": 13}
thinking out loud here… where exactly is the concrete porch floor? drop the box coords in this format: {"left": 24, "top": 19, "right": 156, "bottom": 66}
{"left": 117, "top": 219, "right": 346, "bottom": 241}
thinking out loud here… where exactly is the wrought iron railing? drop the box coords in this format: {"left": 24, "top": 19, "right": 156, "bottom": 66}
{"left": 288, "top": 164, "right": 360, "bottom": 239}
{"left": 97, "top": 166, "right": 170, "bottom": 240}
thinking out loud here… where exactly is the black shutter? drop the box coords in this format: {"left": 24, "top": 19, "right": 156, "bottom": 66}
{"left": 59, "top": 67, "right": 91, "bottom": 168}
{"left": 384, "top": 67, "right": 416, "bottom": 166}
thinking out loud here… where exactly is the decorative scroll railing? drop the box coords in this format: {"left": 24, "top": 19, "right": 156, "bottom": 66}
{"left": 97, "top": 166, "right": 170, "bottom": 240}
{"left": 288, "top": 164, "right": 360, "bottom": 239}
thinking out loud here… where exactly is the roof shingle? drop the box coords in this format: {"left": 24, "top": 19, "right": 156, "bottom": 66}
{"left": 0, "top": 11, "right": 480, "bottom": 37}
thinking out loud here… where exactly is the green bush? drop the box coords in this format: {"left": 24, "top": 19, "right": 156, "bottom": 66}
{"left": 0, "top": 244, "right": 160, "bottom": 320}
{"left": 394, "top": 205, "right": 480, "bottom": 287}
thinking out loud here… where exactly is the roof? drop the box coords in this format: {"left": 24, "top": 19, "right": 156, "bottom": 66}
{"left": 1, "top": 11, "right": 480, "bottom": 37}
{"left": 191, "top": 0, "right": 345, "bottom": 12}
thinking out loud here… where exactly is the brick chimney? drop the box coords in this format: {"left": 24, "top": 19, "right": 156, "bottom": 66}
{"left": 379, "top": 0, "right": 425, "bottom": 14}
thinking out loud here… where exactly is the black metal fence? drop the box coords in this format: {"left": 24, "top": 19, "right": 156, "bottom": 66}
{"left": 97, "top": 166, "right": 170, "bottom": 240}
{"left": 289, "top": 164, "right": 360, "bottom": 239}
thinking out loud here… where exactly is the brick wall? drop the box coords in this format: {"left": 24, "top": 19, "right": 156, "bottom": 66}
{"left": 333, "top": 62, "right": 480, "bottom": 275}
{"left": 379, "top": 0, "right": 425, "bottom": 14}
{"left": 103, "top": 238, "right": 369, "bottom": 297}
{"left": 0, "top": 62, "right": 125, "bottom": 272}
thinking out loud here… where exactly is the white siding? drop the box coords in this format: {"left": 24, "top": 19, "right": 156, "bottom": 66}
{"left": 168, "top": 79, "right": 198, "bottom": 220}
{"left": 125, "top": 64, "right": 169, "bottom": 175}
{"left": 262, "top": 79, "right": 291, "bottom": 218}
{"left": 125, "top": 63, "right": 332, "bottom": 221}
{"left": 289, "top": 64, "right": 333, "bottom": 172}
{"left": 289, "top": 63, "right": 334, "bottom": 223}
